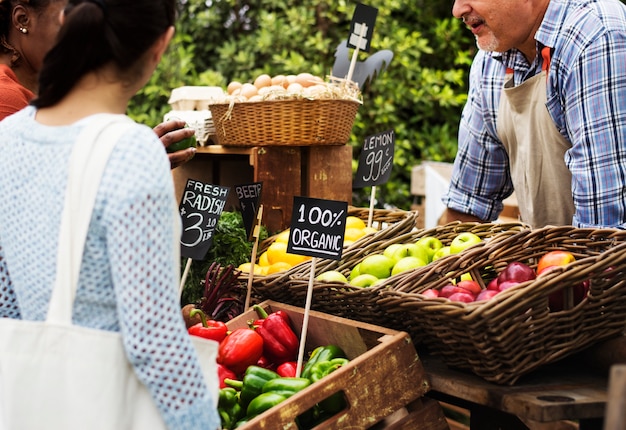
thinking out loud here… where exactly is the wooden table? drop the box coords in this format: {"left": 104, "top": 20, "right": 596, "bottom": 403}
{"left": 172, "top": 144, "right": 353, "bottom": 233}
{"left": 421, "top": 356, "right": 608, "bottom": 429}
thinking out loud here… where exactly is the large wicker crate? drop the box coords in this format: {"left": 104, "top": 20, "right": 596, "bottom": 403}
{"left": 227, "top": 301, "right": 445, "bottom": 429}
{"left": 377, "top": 226, "right": 626, "bottom": 385}
{"left": 256, "top": 221, "right": 528, "bottom": 329}
{"left": 208, "top": 99, "right": 360, "bottom": 146}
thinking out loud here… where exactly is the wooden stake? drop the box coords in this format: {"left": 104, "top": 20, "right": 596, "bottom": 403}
{"left": 296, "top": 258, "right": 317, "bottom": 377}
{"left": 244, "top": 205, "right": 264, "bottom": 312}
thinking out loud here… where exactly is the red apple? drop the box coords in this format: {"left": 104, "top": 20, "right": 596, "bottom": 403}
{"left": 422, "top": 288, "right": 440, "bottom": 298}
{"left": 549, "top": 281, "right": 588, "bottom": 311}
{"left": 475, "top": 289, "right": 500, "bottom": 301}
{"left": 498, "top": 280, "right": 520, "bottom": 291}
{"left": 487, "top": 278, "right": 499, "bottom": 291}
{"left": 537, "top": 250, "right": 575, "bottom": 275}
{"left": 440, "top": 284, "right": 470, "bottom": 298}
{"left": 448, "top": 292, "right": 475, "bottom": 303}
{"left": 456, "top": 280, "right": 481, "bottom": 296}
{"left": 497, "top": 261, "right": 536, "bottom": 285}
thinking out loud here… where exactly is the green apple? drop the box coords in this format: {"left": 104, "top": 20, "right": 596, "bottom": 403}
{"left": 349, "top": 273, "right": 379, "bottom": 288}
{"left": 349, "top": 263, "right": 361, "bottom": 281}
{"left": 358, "top": 254, "right": 395, "bottom": 279}
{"left": 415, "top": 236, "right": 444, "bottom": 262}
{"left": 449, "top": 232, "right": 482, "bottom": 254}
{"left": 432, "top": 245, "right": 451, "bottom": 262}
{"left": 383, "top": 243, "right": 404, "bottom": 262}
{"left": 315, "top": 270, "right": 348, "bottom": 283}
{"left": 166, "top": 134, "right": 197, "bottom": 153}
{"left": 391, "top": 244, "right": 430, "bottom": 266}
{"left": 391, "top": 256, "right": 427, "bottom": 276}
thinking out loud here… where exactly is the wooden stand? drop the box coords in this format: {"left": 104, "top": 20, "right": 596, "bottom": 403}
{"left": 172, "top": 145, "right": 353, "bottom": 233}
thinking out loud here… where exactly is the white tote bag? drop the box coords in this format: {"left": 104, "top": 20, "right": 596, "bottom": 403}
{"left": 0, "top": 115, "right": 218, "bottom": 430}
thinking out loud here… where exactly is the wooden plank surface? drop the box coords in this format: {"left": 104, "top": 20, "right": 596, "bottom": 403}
{"left": 252, "top": 146, "right": 301, "bottom": 233}
{"left": 303, "top": 145, "right": 353, "bottom": 204}
{"left": 423, "top": 356, "right": 608, "bottom": 424}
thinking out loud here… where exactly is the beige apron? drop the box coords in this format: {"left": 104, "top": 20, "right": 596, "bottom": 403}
{"left": 496, "top": 52, "right": 575, "bottom": 228}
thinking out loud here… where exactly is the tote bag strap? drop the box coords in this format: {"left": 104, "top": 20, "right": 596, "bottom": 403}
{"left": 47, "top": 114, "right": 135, "bottom": 325}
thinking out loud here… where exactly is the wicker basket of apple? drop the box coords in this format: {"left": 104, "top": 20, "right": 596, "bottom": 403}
{"left": 377, "top": 225, "right": 626, "bottom": 385}
{"left": 245, "top": 206, "right": 419, "bottom": 303}
{"left": 258, "top": 221, "right": 529, "bottom": 329}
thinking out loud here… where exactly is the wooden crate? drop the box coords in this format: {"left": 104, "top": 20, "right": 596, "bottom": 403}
{"left": 227, "top": 300, "right": 448, "bottom": 429}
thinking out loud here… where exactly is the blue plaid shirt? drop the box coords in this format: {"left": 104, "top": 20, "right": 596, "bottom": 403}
{"left": 443, "top": 0, "right": 626, "bottom": 228}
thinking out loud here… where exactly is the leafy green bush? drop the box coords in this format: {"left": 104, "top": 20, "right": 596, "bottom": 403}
{"left": 128, "top": 0, "right": 475, "bottom": 210}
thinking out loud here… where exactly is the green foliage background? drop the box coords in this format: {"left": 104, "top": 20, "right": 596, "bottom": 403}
{"left": 128, "top": 0, "right": 475, "bottom": 210}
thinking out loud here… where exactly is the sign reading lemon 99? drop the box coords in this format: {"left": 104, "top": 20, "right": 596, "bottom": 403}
{"left": 179, "top": 179, "right": 230, "bottom": 260}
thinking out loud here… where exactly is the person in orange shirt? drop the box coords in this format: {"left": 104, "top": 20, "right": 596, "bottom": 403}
{"left": 0, "top": 0, "right": 194, "bottom": 169}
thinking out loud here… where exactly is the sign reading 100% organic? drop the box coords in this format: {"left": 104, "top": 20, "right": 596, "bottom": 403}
{"left": 287, "top": 196, "right": 348, "bottom": 261}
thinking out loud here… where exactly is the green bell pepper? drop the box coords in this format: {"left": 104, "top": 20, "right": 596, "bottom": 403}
{"left": 300, "top": 345, "right": 346, "bottom": 379}
{"left": 227, "top": 365, "right": 281, "bottom": 406}
{"left": 309, "top": 357, "right": 350, "bottom": 415}
{"left": 218, "top": 387, "right": 243, "bottom": 430}
{"left": 309, "top": 358, "right": 350, "bottom": 383}
{"left": 261, "top": 377, "right": 311, "bottom": 398}
{"left": 246, "top": 392, "right": 287, "bottom": 418}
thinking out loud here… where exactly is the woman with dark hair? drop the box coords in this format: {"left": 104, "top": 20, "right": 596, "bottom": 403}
{"left": 0, "top": 0, "right": 196, "bottom": 169}
{"left": 0, "top": 1, "right": 219, "bottom": 428}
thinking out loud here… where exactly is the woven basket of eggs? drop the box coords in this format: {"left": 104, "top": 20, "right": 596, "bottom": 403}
{"left": 208, "top": 73, "right": 362, "bottom": 147}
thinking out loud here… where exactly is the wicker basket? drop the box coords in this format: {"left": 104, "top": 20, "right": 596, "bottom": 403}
{"left": 255, "top": 221, "right": 529, "bottom": 329}
{"left": 208, "top": 99, "right": 360, "bottom": 146}
{"left": 377, "top": 226, "right": 626, "bottom": 385}
{"left": 249, "top": 207, "right": 419, "bottom": 314}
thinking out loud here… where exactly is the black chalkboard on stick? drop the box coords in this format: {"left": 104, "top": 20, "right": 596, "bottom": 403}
{"left": 179, "top": 179, "right": 230, "bottom": 260}
{"left": 287, "top": 196, "right": 348, "bottom": 261}
{"left": 353, "top": 129, "right": 395, "bottom": 188}
{"left": 234, "top": 181, "right": 263, "bottom": 241}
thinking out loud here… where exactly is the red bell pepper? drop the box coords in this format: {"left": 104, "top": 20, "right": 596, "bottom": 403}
{"left": 253, "top": 305, "right": 299, "bottom": 365}
{"left": 217, "top": 328, "right": 264, "bottom": 375}
{"left": 187, "top": 309, "right": 228, "bottom": 342}
{"left": 276, "top": 361, "right": 297, "bottom": 377}
{"left": 217, "top": 363, "right": 237, "bottom": 389}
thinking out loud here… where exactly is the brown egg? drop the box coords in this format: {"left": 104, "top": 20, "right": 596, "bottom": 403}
{"left": 285, "top": 75, "right": 298, "bottom": 86}
{"left": 239, "top": 83, "right": 258, "bottom": 100}
{"left": 286, "top": 82, "right": 304, "bottom": 94}
{"left": 227, "top": 81, "right": 242, "bottom": 95}
{"left": 271, "top": 74, "right": 287, "bottom": 88}
{"left": 295, "top": 72, "right": 318, "bottom": 88}
{"left": 254, "top": 74, "right": 272, "bottom": 89}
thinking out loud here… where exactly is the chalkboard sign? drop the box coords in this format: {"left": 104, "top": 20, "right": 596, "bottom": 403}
{"left": 234, "top": 181, "right": 263, "bottom": 241}
{"left": 179, "top": 179, "right": 230, "bottom": 260}
{"left": 348, "top": 3, "right": 378, "bottom": 52}
{"left": 287, "top": 196, "right": 348, "bottom": 261}
{"left": 353, "top": 129, "right": 395, "bottom": 188}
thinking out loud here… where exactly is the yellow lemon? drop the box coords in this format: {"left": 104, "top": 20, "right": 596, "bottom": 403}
{"left": 266, "top": 241, "right": 310, "bottom": 266}
{"left": 344, "top": 227, "right": 367, "bottom": 242}
{"left": 274, "top": 229, "right": 291, "bottom": 244}
{"left": 345, "top": 216, "right": 366, "bottom": 231}
{"left": 363, "top": 226, "right": 378, "bottom": 235}
{"left": 266, "top": 261, "right": 293, "bottom": 274}
{"left": 237, "top": 262, "right": 264, "bottom": 275}
{"left": 258, "top": 251, "right": 270, "bottom": 267}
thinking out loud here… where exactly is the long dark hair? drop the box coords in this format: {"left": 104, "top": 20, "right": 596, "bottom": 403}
{"left": 32, "top": 0, "right": 176, "bottom": 108}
